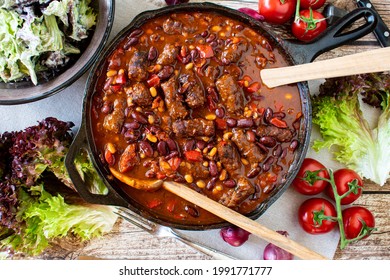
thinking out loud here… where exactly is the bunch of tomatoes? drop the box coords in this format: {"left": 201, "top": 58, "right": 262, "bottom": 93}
{"left": 258, "top": 0, "right": 328, "bottom": 42}
{"left": 292, "top": 158, "right": 376, "bottom": 246}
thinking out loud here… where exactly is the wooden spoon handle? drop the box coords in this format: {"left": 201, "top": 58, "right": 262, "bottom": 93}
{"left": 163, "top": 181, "right": 328, "bottom": 260}
{"left": 260, "top": 47, "right": 390, "bottom": 88}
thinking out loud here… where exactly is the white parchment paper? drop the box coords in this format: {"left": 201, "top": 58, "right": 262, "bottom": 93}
{"left": 0, "top": 0, "right": 342, "bottom": 260}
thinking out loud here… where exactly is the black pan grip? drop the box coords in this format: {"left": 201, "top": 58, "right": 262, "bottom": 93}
{"left": 65, "top": 126, "right": 128, "bottom": 207}
{"left": 284, "top": 7, "right": 378, "bottom": 64}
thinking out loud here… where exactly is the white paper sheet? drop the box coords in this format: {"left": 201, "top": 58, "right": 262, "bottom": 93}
{"left": 0, "top": 0, "right": 342, "bottom": 260}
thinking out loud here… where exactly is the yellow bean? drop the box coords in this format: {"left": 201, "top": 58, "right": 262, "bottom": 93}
{"left": 185, "top": 174, "right": 194, "bottom": 183}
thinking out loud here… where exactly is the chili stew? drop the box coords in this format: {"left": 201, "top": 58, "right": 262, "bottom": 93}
{"left": 91, "top": 11, "right": 302, "bottom": 225}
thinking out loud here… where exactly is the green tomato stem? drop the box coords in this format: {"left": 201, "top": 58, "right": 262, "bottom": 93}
{"left": 327, "top": 169, "right": 349, "bottom": 249}
{"left": 294, "top": 0, "right": 301, "bottom": 22}
{"left": 307, "top": 169, "right": 373, "bottom": 249}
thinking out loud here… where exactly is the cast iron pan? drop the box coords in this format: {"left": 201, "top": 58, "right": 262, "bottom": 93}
{"left": 65, "top": 3, "right": 378, "bottom": 230}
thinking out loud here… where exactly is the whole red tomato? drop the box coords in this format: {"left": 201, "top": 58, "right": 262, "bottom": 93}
{"left": 292, "top": 158, "right": 330, "bottom": 195}
{"left": 326, "top": 169, "right": 363, "bottom": 205}
{"left": 300, "top": 0, "right": 326, "bottom": 10}
{"left": 342, "top": 206, "right": 375, "bottom": 239}
{"left": 292, "top": 9, "right": 327, "bottom": 42}
{"left": 298, "top": 198, "right": 337, "bottom": 234}
{"left": 258, "top": 0, "right": 297, "bottom": 25}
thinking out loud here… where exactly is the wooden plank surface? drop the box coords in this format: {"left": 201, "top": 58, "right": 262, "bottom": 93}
{"left": 12, "top": 0, "right": 390, "bottom": 260}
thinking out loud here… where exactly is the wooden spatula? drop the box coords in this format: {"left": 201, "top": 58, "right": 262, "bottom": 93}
{"left": 109, "top": 168, "right": 328, "bottom": 260}
{"left": 260, "top": 47, "right": 390, "bottom": 88}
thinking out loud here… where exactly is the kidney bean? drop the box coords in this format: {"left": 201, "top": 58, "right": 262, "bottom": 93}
{"left": 263, "top": 184, "right": 276, "bottom": 194}
{"left": 217, "top": 39, "right": 224, "bottom": 46}
{"left": 264, "top": 156, "right": 275, "bottom": 166}
{"left": 281, "top": 147, "right": 288, "bottom": 159}
{"left": 289, "top": 139, "right": 299, "bottom": 152}
{"left": 148, "top": 125, "right": 161, "bottom": 134}
{"left": 157, "top": 141, "right": 169, "bottom": 156}
{"left": 226, "top": 118, "right": 237, "bottom": 127}
{"left": 148, "top": 46, "right": 158, "bottom": 61}
{"left": 237, "top": 118, "right": 254, "bottom": 128}
{"left": 262, "top": 164, "right": 270, "bottom": 172}
{"left": 273, "top": 112, "right": 286, "bottom": 119}
{"left": 262, "top": 157, "right": 275, "bottom": 172}
{"left": 250, "top": 184, "right": 262, "bottom": 200}
{"left": 131, "top": 111, "right": 148, "bottom": 124}
{"left": 209, "top": 161, "right": 218, "bottom": 177}
{"left": 247, "top": 167, "right": 261, "bottom": 178}
{"left": 157, "top": 66, "right": 174, "bottom": 80}
{"left": 145, "top": 170, "right": 156, "bottom": 178}
{"left": 235, "top": 24, "right": 244, "bottom": 31}
{"left": 272, "top": 144, "right": 282, "bottom": 157}
{"left": 293, "top": 119, "right": 301, "bottom": 131}
{"left": 207, "top": 86, "right": 219, "bottom": 102}
{"left": 215, "top": 107, "right": 225, "bottom": 118}
{"left": 190, "top": 49, "right": 199, "bottom": 61}
{"left": 209, "top": 41, "right": 218, "bottom": 48}
{"left": 256, "top": 142, "right": 269, "bottom": 153}
{"left": 124, "top": 121, "right": 141, "bottom": 130}
{"left": 166, "top": 138, "right": 177, "bottom": 151}
{"left": 124, "top": 130, "right": 140, "bottom": 142}
{"left": 165, "top": 151, "right": 179, "bottom": 160}
{"left": 185, "top": 205, "right": 200, "bottom": 218}
{"left": 183, "top": 139, "right": 196, "bottom": 151}
{"left": 200, "top": 30, "right": 209, "bottom": 38}
{"left": 206, "top": 177, "right": 218, "bottom": 190}
{"left": 206, "top": 33, "right": 216, "bottom": 43}
{"left": 124, "top": 37, "right": 139, "bottom": 50}
{"left": 129, "top": 29, "right": 143, "bottom": 38}
{"left": 139, "top": 141, "right": 154, "bottom": 157}
{"left": 104, "top": 150, "right": 115, "bottom": 166}
{"left": 196, "top": 140, "right": 207, "bottom": 150}
{"left": 246, "top": 130, "right": 256, "bottom": 142}
{"left": 180, "top": 46, "right": 188, "bottom": 57}
{"left": 223, "top": 179, "right": 236, "bottom": 188}
{"left": 264, "top": 107, "right": 273, "bottom": 123}
{"left": 259, "top": 136, "right": 276, "bottom": 147}
{"left": 101, "top": 103, "right": 112, "bottom": 114}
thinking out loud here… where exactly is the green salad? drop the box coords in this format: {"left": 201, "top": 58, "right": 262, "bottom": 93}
{"left": 0, "top": 0, "right": 96, "bottom": 85}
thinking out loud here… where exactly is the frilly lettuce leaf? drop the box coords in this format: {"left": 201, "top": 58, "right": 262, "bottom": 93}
{"left": 312, "top": 73, "right": 390, "bottom": 186}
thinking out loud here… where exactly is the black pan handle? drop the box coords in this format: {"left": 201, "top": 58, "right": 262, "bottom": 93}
{"left": 65, "top": 125, "right": 128, "bottom": 207}
{"left": 283, "top": 7, "right": 378, "bottom": 64}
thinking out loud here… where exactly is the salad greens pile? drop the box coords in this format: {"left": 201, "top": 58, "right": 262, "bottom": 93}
{"left": 312, "top": 73, "right": 390, "bottom": 186}
{"left": 0, "top": 118, "right": 117, "bottom": 257}
{"left": 0, "top": 0, "right": 96, "bottom": 85}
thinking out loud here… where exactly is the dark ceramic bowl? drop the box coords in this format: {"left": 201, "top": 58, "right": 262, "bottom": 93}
{"left": 0, "top": 0, "right": 114, "bottom": 105}
{"left": 65, "top": 3, "right": 377, "bottom": 230}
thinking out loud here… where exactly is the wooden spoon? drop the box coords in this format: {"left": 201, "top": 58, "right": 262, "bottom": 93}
{"left": 260, "top": 47, "right": 390, "bottom": 88}
{"left": 109, "top": 169, "right": 328, "bottom": 260}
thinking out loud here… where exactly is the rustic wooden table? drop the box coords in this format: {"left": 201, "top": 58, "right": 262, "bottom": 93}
{"left": 32, "top": 0, "right": 389, "bottom": 260}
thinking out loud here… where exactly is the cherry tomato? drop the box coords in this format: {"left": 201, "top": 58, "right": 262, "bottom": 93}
{"left": 292, "top": 158, "right": 330, "bottom": 195}
{"left": 342, "top": 206, "right": 375, "bottom": 239}
{"left": 292, "top": 9, "right": 327, "bottom": 42}
{"left": 326, "top": 169, "right": 363, "bottom": 205}
{"left": 298, "top": 198, "right": 337, "bottom": 234}
{"left": 300, "top": 0, "right": 326, "bottom": 10}
{"left": 258, "top": 0, "right": 297, "bottom": 25}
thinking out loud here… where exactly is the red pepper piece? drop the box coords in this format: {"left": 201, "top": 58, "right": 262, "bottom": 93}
{"left": 147, "top": 74, "right": 160, "bottom": 87}
{"left": 215, "top": 118, "right": 227, "bottom": 130}
{"left": 196, "top": 45, "right": 214, "bottom": 58}
{"left": 245, "top": 82, "right": 261, "bottom": 93}
{"left": 269, "top": 117, "right": 288, "bottom": 128}
{"left": 168, "top": 157, "right": 182, "bottom": 171}
{"left": 147, "top": 198, "right": 163, "bottom": 209}
{"left": 184, "top": 150, "right": 203, "bottom": 162}
{"left": 166, "top": 199, "right": 176, "bottom": 213}
{"left": 110, "top": 85, "right": 122, "bottom": 93}
{"left": 115, "top": 73, "right": 127, "bottom": 85}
